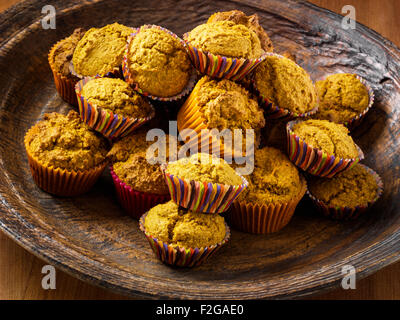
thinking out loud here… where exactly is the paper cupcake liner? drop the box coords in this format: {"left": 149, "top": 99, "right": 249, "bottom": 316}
{"left": 24, "top": 131, "right": 107, "bottom": 197}
{"left": 48, "top": 39, "right": 79, "bottom": 106}
{"left": 122, "top": 25, "right": 196, "bottom": 101}
{"left": 139, "top": 212, "right": 230, "bottom": 267}
{"left": 75, "top": 77, "right": 155, "bottom": 140}
{"left": 307, "top": 164, "right": 384, "bottom": 220}
{"left": 229, "top": 177, "right": 307, "bottom": 234}
{"left": 286, "top": 120, "right": 364, "bottom": 178}
{"left": 161, "top": 163, "right": 248, "bottom": 214}
{"left": 183, "top": 32, "right": 267, "bottom": 81}
{"left": 253, "top": 53, "right": 319, "bottom": 120}
{"left": 110, "top": 166, "right": 170, "bottom": 219}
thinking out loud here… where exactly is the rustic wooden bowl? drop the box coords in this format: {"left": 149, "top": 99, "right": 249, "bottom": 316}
{"left": 0, "top": 0, "right": 399, "bottom": 299}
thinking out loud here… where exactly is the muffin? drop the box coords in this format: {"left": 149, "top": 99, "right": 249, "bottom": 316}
{"left": 207, "top": 10, "right": 273, "bottom": 52}
{"left": 308, "top": 164, "right": 383, "bottom": 220}
{"left": 48, "top": 28, "right": 86, "bottom": 106}
{"left": 72, "top": 23, "right": 134, "bottom": 77}
{"left": 163, "top": 153, "right": 247, "bottom": 213}
{"left": 24, "top": 111, "right": 109, "bottom": 196}
{"left": 314, "top": 73, "right": 372, "bottom": 126}
{"left": 123, "top": 25, "right": 193, "bottom": 99}
{"left": 287, "top": 119, "right": 364, "bottom": 177}
{"left": 177, "top": 76, "right": 265, "bottom": 158}
{"left": 75, "top": 77, "right": 155, "bottom": 139}
{"left": 107, "top": 131, "right": 179, "bottom": 218}
{"left": 139, "top": 201, "right": 230, "bottom": 267}
{"left": 184, "top": 21, "right": 266, "bottom": 80}
{"left": 231, "top": 147, "right": 307, "bottom": 233}
{"left": 254, "top": 54, "right": 318, "bottom": 118}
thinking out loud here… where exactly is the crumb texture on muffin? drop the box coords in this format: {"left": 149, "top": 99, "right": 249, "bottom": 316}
{"left": 25, "top": 111, "right": 109, "bottom": 171}
{"left": 254, "top": 55, "right": 317, "bottom": 114}
{"left": 308, "top": 164, "right": 378, "bottom": 207}
{"left": 292, "top": 119, "right": 359, "bottom": 159}
{"left": 127, "top": 27, "right": 192, "bottom": 97}
{"left": 144, "top": 201, "right": 226, "bottom": 248}
{"left": 80, "top": 78, "right": 153, "bottom": 118}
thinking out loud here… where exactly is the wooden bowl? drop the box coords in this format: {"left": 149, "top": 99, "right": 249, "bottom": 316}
{"left": 0, "top": 0, "right": 399, "bottom": 299}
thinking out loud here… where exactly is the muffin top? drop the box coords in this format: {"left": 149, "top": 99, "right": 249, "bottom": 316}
{"left": 51, "top": 28, "right": 86, "bottom": 78}
{"left": 127, "top": 27, "right": 192, "bottom": 97}
{"left": 254, "top": 55, "right": 317, "bottom": 114}
{"left": 308, "top": 164, "right": 379, "bottom": 207}
{"left": 72, "top": 23, "right": 133, "bottom": 76}
{"left": 315, "top": 73, "right": 369, "bottom": 123}
{"left": 80, "top": 78, "right": 153, "bottom": 118}
{"left": 25, "top": 111, "right": 109, "bottom": 171}
{"left": 291, "top": 119, "right": 359, "bottom": 159}
{"left": 207, "top": 10, "right": 273, "bottom": 52}
{"left": 108, "top": 131, "right": 179, "bottom": 194}
{"left": 239, "top": 147, "right": 305, "bottom": 204}
{"left": 186, "top": 21, "right": 263, "bottom": 59}
{"left": 144, "top": 201, "right": 226, "bottom": 248}
{"left": 166, "top": 153, "right": 243, "bottom": 185}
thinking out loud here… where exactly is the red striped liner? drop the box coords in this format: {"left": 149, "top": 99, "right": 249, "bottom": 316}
{"left": 161, "top": 163, "right": 248, "bottom": 214}
{"left": 75, "top": 77, "right": 155, "bottom": 140}
{"left": 286, "top": 120, "right": 364, "bottom": 178}
{"left": 139, "top": 212, "right": 230, "bottom": 267}
{"left": 110, "top": 166, "right": 170, "bottom": 219}
{"left": 122, "top": 25, "right": 196, "bottom": 101}
{"left": 307, "top": 164, "right": 383, "bottom": 220}
{"left": 182, "top": 32, "right": 267, "bottom": 81}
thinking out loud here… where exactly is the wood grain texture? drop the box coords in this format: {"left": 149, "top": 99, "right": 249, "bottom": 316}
{"left": 0, "top": 0, "right": 399, "bottom": 299}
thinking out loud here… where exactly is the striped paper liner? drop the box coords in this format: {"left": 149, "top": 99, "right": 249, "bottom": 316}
{"left": 122, "top": 25, "right": 196, "bottom": 101}
{"left": 24, "top": 130, "right": 107, "bottom": 197}
{"left": 110, "top": 166, "right": 170, "bottom": 219}
{"left": 161, "top": 163, "right": 248, "bottom": 214}
{"left": 75, "top": 77, "right": 155, "bottom": 140}
{"left": 230, "top": 177, "right": 307, "bottom": 234}
{"left": 183, "top": 32, "right": 267, "bottom": 81}
{"left": 286, "top": 120, "right": 364, "bottom": 178}
{"left": 253, "top": 53, "right": 319, "bottom": 120}
{"left": 307, "top": 164, "right": 383, "bottom": 220}
{"left": 139, "top": 212, "right": 230, "bottom": 267}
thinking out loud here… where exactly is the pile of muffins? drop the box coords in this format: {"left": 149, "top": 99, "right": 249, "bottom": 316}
{"left": 24, "top": 10, "right": 383, "bottom": 267}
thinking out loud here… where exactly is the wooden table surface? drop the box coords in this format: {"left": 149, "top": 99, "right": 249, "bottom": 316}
{"left": 0, "top": 0, "right": 399, "bottom": 300}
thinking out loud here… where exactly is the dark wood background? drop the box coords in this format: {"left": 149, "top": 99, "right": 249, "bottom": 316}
{"left": 0, "top": 0, "right": 399, "bottom": 299}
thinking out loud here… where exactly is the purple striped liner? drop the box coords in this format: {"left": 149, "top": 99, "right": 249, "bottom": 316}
{"left": 182, "top": 32, "right": 267, "bottom": 81}
{"left": 139, "top": 212, "right": 230, "bottom": 267}
{"left": 307, "top": 164, "right": 383, "bottom": 220}
{"left": 75, "top": 77, "right": 155, "bottom": 140}
{"left": 161, "top": 163, "right": 248, "bottom": 214}
{"left": 122, "top": 25, "right": 197, "bottom": 101}
{"left": 286, "top": 120, "right": 364, "bottom": 178}
{"left": 253, "top": 53, "right": 319, "bottom": 120}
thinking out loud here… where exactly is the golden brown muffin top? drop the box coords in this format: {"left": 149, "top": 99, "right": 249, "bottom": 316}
{"left": 254, "top": 55, "right": 317, "bottom": 114}
{"left": 80, "top": 78, "right": 153, "bottom": 118}
{"left": 52, "top": 28, "right": 86, "bottom": 78}
{"left": 207, "top": 10, "right": 273, "bottom": 52}
{"left": 166, "top": 153, "right": 243, "bottom": 185}
{"left": 292, "top": 119, "right": 359, "bottom": 159}
{"left": 239, "top": 147, "right": 305, "bottom": 204}
{"left": 314, "top": 73, "right": 370, "bottom": 123}
{"left": 72, "top": 23, "right": 133, "bottom": 76}
{"left": 127, "top": 27, "right": 192, "bottom": 97}
{"left": 144, "top": 201, "right": 226, "bottom": 248}
{"left": 108, "top": 131, "right": 179, "bottom": 194}
{"left": 25, "top": 111, "right": 109, "bottom": 171}
{"left": 186, "top": 20, "right": 263, "bottom": 59}
{"left": 308, "top": 164, "right": 379, "bottom": 207}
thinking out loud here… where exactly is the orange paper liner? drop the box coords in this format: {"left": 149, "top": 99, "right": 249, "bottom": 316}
{"left": 24, "top": 131, "right": 107, "bottom": 197}
{"left": 230, "top": 177, "right": 307, "bottom": 234}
